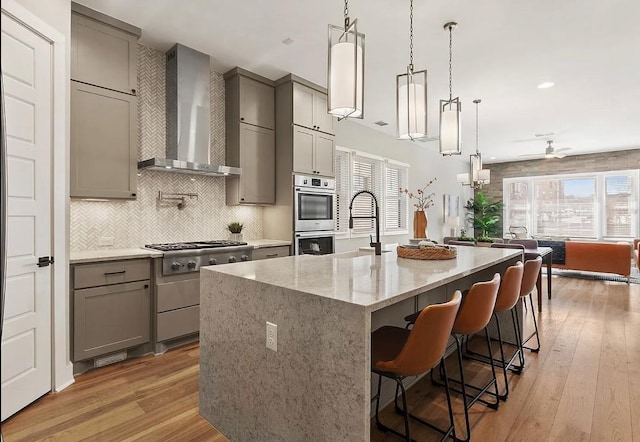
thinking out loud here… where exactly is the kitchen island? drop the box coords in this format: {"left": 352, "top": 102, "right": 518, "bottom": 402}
{"left": 199, "top": 247, "right": 521, "bottom": 441}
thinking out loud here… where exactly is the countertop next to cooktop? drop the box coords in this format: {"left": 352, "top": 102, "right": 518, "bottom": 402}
{"left": 69, "top": 239, "right": 292, "bottom": 264}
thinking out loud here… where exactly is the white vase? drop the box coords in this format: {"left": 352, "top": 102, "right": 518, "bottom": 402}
{"left": 229, "top": 232, "right": 243, "bottom": 242}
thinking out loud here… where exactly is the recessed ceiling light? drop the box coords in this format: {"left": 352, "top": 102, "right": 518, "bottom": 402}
{"left": 535, "top": 132, "right": 554, "bottom": 137}
{"left": 282, "top": 37, "right": 294, "bottom": 45}
{"left": 490, "top": 157, "right": 496, "bottom": 160}
{"left": 537, "top": 82, "right": 555, "bottom": 89}
{"left": 374, "top": 120, "right": 389, "bottom": 126}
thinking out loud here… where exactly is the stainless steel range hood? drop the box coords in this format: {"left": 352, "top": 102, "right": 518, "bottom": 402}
{"left": 138, "top": 44, "right": 240, "bottom": 176}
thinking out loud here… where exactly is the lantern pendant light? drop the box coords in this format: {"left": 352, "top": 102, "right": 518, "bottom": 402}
{"left": 458, "top": 99, "right": 491, "bottom": 188}
{"left": 396, "top": 0, "right": 427, "bottom": 140}
{"left": 469, "top": 99, "right": 490, "bottom": 188}
{"left": 328, "top": 0, "right": 365, "bottom": 120}
{"left": 439, "top": 22, "right": 462, "bottom": 156}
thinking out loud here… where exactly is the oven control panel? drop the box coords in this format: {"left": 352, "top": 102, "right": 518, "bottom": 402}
{"left": 294, "top": 174, "right": 335, "bottom": 191}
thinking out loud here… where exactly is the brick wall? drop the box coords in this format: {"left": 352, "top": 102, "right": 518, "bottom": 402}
{"left": 478, "top": 148, "right": 640, "bottom": 234}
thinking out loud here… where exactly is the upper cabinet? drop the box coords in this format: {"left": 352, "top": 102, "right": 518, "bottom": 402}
{"left": 276, "top": 75, "right": 337, "bottom": 178}
{"left": 71, "top": 12, "right": 138, "bottom": 95}
{"left": 292, "top": 83, "right": 335, "bottom": 135}
{"left": 225, "top": 68, "right": 276, "bottom": 205}
{"left": 70, "top": 3, "right": 141, "bottom": 199}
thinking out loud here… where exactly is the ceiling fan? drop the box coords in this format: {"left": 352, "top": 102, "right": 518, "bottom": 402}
{"left": 518, "top": 140, "right": 571, "bottom": 159}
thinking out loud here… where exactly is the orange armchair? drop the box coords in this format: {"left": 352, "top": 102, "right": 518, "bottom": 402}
{"left": 634, "top": 239, "right": 640, "bottom": 270}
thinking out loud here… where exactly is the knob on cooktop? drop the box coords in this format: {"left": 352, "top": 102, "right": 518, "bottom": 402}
{"left": 209, "top": 258, "right": 218, "bottom": 265}
{"left": 171, "top": 262, "right": 181, "bottom": 270}
{"left": 187, "top": 260, "right": 197, "bottom": 269}
{"left": 241, "top": 255, "right": 249, "bottom": 261}
{"left": 228, "top": 256, "right": 237, "bottom": 263}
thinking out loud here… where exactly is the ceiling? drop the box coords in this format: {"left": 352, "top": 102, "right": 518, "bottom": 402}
{"left": 76, "top": 0, "right": 640, "bottom": 163}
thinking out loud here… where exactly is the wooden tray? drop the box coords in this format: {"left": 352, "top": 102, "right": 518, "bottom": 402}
{"left": 397, "top": 245, "right": 457, "bottom": 260}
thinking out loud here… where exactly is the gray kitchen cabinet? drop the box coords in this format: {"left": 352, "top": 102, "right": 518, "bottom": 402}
{"left": 71, "top": 11, "right": 139, "bottom": 95}
{"left": 252, "top": 245, "right": 291, "bottom": 260}
{"left": 225, "top": 68, "right": 276, "bottom": 205}
{"left": 70, "top": 4, "right": 140, "bottom": 200}
{"left": 70, "top": 81, "right": 137, "bottom": 199}
{"left": 227, "top": 124, "right": 276, "bottom": 204}
{"left": 72, "top": 259, "right": 151, "bottom": 362}
{"left": 225, "top": 67, "right": 275, "bottom": 130}
{"left": 293, "top": 82, "right": 335, "bottom": 135}
{"left": 275, "top": 75, "right": 337, "bottom": 179}
{"left": 292, "top": 124, "right": 335, "bottom": 177}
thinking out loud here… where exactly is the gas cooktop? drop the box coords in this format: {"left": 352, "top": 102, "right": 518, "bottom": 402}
{"left": 145, "top": 240, "right": 248, "bottom": 252}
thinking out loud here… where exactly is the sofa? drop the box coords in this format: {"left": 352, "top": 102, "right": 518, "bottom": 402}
{"left": 555, "top": 241, "right": 631, "bottom": 277}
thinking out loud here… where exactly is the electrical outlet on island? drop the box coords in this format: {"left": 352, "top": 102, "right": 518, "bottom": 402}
{"left": 266, "top": 322, "right": 277, "bottom": 352}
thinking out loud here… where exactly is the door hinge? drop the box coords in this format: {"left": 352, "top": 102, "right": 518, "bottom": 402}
{"left": 38, "top": 256, "right": 55, "bottom": 267}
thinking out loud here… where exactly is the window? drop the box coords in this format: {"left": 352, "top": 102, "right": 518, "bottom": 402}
{"left": 334, "top": 147, "right": 409, "bottom": 237}
{"left": 503, "top": 169, "right": 639, "bottom": 239}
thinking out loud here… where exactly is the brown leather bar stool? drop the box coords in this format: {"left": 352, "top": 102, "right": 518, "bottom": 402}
{"left": 405, "top": 274, "right": 501, "bottom": 442}
{"left": 371, "top": 292, "right": 462, "bottom": 442}
{"left": 463, "top": 261, "right": 524, "bottom": 400}
{"left": 516, "top": 256, "right": 543, "bottom": 358}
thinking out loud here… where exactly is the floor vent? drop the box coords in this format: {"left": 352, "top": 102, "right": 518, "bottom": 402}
{"left": 95, "top": 351, "right": 127, "bottom": 368}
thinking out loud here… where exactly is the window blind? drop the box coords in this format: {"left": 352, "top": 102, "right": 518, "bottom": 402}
{"left": 334, "top": 150, "right": 351, "bottom": 233}
{"left": 503, "top": 169, "right": 638, "bottom": 240}
{"left": 605, "top": 175, "right": 633, "bottom": 237}
{"left": 351, "top": 154, "right": 383, "bottom": 234}
{"left": 384, "top": 163, "right": 408, "bottom": 232}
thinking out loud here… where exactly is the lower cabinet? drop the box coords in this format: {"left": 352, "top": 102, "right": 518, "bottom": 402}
{"left": 72, "top": 259, "right": 151, "bottom": 362}
{"left": 253, "top": 245, "right": 291, "bottom": 260}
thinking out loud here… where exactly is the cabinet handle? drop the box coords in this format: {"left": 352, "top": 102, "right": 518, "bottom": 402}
{"left": 317, "top": 126, "right": 320, "bottom": 130}
{"left": 131, "top": 89, "right": 136, "bottom": 95}
{"left": 241, "top": 117, "right": 245, "bottom": 121}
{"left": 266, "top": 253, "right": 279, "bottom": 258}
{"left": 104, "top": 271, "right": 126, "bottom": 276}
{"left": 131, "top": 193, "right": 137, "bottom": 197}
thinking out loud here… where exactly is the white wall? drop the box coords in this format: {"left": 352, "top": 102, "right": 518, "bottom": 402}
{"left": 334, "top": 120, "right": 473, "bottom": 252}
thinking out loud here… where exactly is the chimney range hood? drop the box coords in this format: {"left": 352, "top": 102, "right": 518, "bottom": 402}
{"left": 138, "top": 44, "right": 241, "bottom": 176}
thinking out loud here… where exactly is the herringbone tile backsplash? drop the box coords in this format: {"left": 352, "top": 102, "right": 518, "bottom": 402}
{"left": 70, "top": 45, "right": 263, "bottom": 251}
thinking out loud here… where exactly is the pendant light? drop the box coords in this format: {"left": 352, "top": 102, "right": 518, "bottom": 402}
{"left": 439, "top": 22, "right": 461, "bottom": 156}
{"left": 396, "top": 0, "right": 427, "bottom": 140}
{"left": 457, "top": 99, "right": 490, "bottom": 188}
{"left": 470, "top": 99, "right": 490, "bottom": 188}
{"left": 328, "top": 0, "right": 365, "bottom": 120}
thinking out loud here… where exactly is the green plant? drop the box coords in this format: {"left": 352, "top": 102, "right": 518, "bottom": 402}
{"left": 476, "top": 236, "right": 495, "bottom": 243}
{"left": 456, "top": 235, "right": 477, "bottom": 243}
{"left": 465, "top": 192, "right": 503, "bottom": 239}
{"left": 227, "top": 222, "right": 243, "bottom": 234}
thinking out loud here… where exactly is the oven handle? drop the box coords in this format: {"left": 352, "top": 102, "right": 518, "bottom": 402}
{"left": 295, "top": 231, "right": 336, "bottom": 238}
{"left": 294, "top": 187, "right": 335, "bottom": 196}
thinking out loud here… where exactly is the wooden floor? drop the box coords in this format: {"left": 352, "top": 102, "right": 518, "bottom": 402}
{"left": 3, "top": 275, "right": 639, "bottom": 442}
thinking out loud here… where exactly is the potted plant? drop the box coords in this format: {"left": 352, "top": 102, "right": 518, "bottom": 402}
{"left": 465, "top": 192, "right": 503, "bottom": 246}
{"left": 227, "top": 222, "right": 244, "bottom": 242}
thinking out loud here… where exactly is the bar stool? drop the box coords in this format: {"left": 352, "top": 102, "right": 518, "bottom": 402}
{"left": 405, "top": 274, "right": 501, "bottom": 442}
{"left": 516, "top": 257, "right": 543, "bottom": 357}
{"left": 464, "top": 261, "right": 524, "bottom": 400}
{"left": 371, "top": 292, "right": 462, "bottom": 441}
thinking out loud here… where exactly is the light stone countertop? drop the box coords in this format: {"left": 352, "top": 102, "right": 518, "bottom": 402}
{"left": 246, "top": 239, "right": 291, "bottom": 248}
{"left": 69, "top": 239, "right": 290, "bottom": 264}
{"left": 202, "top": 246, "right": 520, "bottom": 312}
{"left": 69, "top": 248, "right": 163, "bottom": 264}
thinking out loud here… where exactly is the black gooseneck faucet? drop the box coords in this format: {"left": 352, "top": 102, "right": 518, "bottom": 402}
{"left": 348, "top": 190, "right": 382, "bottom": 255}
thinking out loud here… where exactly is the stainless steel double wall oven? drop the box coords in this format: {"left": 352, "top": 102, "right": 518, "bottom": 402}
{"left": 293, "top": 174, "right": 335, "bottom": 255}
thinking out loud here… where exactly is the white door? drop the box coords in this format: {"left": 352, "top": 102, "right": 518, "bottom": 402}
{"left": 1, "top": 11, "right": 53, "bottom": 421}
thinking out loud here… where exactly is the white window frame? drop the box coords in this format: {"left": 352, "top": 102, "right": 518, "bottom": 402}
{"left": 335, "top": 146, "right": 410, "bottom": 239}
{"left": 503, "top": 169, "right": 639, "bottom": 240}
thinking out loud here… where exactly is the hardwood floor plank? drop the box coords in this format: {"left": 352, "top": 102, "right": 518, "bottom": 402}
{"left": 624, "top": 311, "right": 640, "bottom": 440}
{"left": 590, "top": 283, "right": 634, "bottom": 441}
{"left": 546, "top": 284, "right": 607, "bottom": 440}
